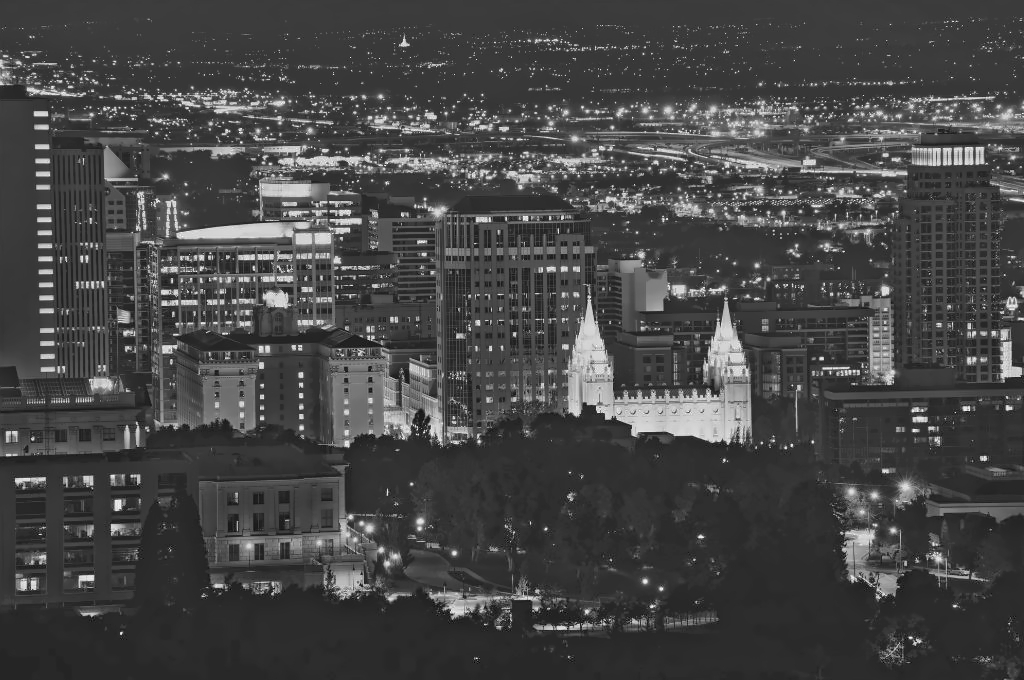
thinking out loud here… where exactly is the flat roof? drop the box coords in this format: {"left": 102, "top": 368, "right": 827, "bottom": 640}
{"left": 173, "top": 221, "right": 310, "bottom": 242}
{"left": 229, "top": 326, "right": 380, "bottom": 349}
{"left": 176, "top": 445, "right": 342, "bottom": 481}
{"left": 177, "top": 330, "right": 257, "bottom": 353}
{"left": 448, "top": 194, "right": 577, "bottom": 214}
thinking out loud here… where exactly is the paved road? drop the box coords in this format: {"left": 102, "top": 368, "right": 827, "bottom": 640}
{"left": 846, "top": 529, "right": 899, "bottom": 596}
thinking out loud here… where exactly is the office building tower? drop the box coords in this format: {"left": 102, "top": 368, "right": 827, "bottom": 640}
{"left": 106, "top": 233, "right": 160, "bottom": 380}
{"left": 0, "top": 85, "right": 55, "bottom": 376}
{"left": 175, "top": 302, "right": 384, "bottom": 446}
{"left": 258, "top": 179, "right": 369, "bottom": 250}
{"left": 840, "top": 294, "right": 895, "bottom": 383}
{"left": 893, "top": 131, "right": 1003, "bottom": 382}
{"left": 598, "top": 259, "right": 667, "bottom": 340}
{"left": 154, "top": 222, "right": 335, "bottom": 426}
{"left": 51, "top": 138, "right": 110, "bottom": 378}
{"left": 377, "top": 205, "right": 438, "bottom": 303}
{"left": 334, "top": 251, "right": 397, "bottom": 305}
{"left": 437, "top": 195, "right": 595, "bottom": 441}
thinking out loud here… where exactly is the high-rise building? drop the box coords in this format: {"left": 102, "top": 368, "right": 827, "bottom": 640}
{"left": 377, "top": 205, "right": 438, "bottom": 303}
{"left": 0, "top": 85, "right": 55, "bottom": 377}
{"left": 597, "top": 259, "right": 667, "bottom": 341}
{"left": 106, "top": 232, "right": 160, "bottom": 380}
{"left": 51, "top": 138, "right": 110, "bottom": 378}
{"left": 437, "top": 195, "right": 595, "bottom": 441}
{"left": 893, "top": 131, "right": 1003, "bottom": 382}
{"left": 840, "top": 294, "right": 895, "bottom": 383}
{"left": 154, "top": 222, "right": 335, "bottom": 426}
{"left": 175, "top": 302, "right": 385, "bottom": 446}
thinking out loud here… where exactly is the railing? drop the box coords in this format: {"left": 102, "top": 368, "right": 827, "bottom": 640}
{"left": 1, "top": 393, "right": 137, "bottom": 409}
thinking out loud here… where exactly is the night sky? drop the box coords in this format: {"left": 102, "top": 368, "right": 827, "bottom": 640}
{"left": 3, "top": 0, "right": 1022, "bottom": 31}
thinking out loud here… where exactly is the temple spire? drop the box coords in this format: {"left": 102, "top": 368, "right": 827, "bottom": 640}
{"left": 717, "top": 297, "right": 735, "bottom": 341}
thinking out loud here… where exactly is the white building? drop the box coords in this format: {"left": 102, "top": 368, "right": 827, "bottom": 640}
{"left": 568, "top": 295, "right": 752, "bottom": 443}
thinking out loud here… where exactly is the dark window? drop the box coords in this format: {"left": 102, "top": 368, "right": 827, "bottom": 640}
{"left": 227, "top": 514, "right": 240, "bottom": 532}
{"left": 278, "top": 490, "right": 290, "bottom": 505}
{"left": 54, "top": 429, "right": 68, "bottom": 443}
{"left": 320, "top": 487, "right": 333, "bottom": 502}
{"left": 278, "top": 512, "right": 291, "bottom": 531}
{"left": 321, "top": 509, "right": 334, "bottom": 528}
{"left": 279, "top": 543, "right": 291, "bottom": 560}
{"left": 78, "top": 429, "right": 92, "bottom": 442}
{"left": 252, "top": 492, "right": 264, "bottom": 505}
{"left": 253, "top": 513, "right": 265, "bottom": 532}
{"left": 253, "top": 543, "right": 265, "bottom": 561}
{"left": 228, "top": 544, "right": 239, "bottom": 561}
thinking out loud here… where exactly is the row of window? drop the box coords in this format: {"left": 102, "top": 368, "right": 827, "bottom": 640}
{"left": 15, "top": 474, "right": 142, "bottom": 491}
{"left": 225, "top": 538, "right": 334, "bottom": 562}
{"left": 227, "top": 488, "right": 333, "bottom": 506}
{"left": 227, "top": 508, "right": 334, "bottom": 533}
{"left": 4, "top": 427, "right": 121, "bottom": 444}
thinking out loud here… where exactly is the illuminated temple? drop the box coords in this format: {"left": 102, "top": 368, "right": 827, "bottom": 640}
{"left": 568, "top": 294, "right": 752, "bottom": 443}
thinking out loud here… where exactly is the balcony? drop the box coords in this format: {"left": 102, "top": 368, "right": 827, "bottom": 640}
{"left": 15, "top": 525, "right": 46, "bottom": 544}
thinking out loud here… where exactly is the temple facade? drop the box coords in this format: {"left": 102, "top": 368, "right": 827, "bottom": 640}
{"left": 568, "top": 295, "right": 752, "bottom": 443}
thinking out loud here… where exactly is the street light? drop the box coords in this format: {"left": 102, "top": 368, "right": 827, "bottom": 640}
{"left": 890, "top": 527, "right": 903, "bottom": 573}
{"left": 846, "top": 487, "right": 857, "bottom": 498}
{"left": 246, "top": 542, "right": 253, "bottom": 568}
{"left": 641, "top": 577, "right": 650, "bottom": 586}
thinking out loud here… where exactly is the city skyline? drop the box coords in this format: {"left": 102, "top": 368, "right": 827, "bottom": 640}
{"left": 1, "top": 11, "right": 1024, "bottom": 677}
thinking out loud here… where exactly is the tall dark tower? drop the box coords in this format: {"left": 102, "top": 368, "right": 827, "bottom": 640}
{"left": 51, "top": 138, "right": 110, "bottom": 377}
{"left": 0, "top": 84, "right": 56, "bottom": 376}
{"left": 436, "top": 196, "right": 595, "bottom": 441}
{"left": 892, "top": 131, "right": 1002, "bottom": 382}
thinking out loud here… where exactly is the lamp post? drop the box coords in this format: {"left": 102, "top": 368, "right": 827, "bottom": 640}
{"left": 890, "top": 527, "right": 902, "bottom": 573}
{"left": 246, "top": 542, "right": 253, "bottom": 569}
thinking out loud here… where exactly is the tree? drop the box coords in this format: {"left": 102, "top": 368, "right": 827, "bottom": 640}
{"left": 410, "top": 409, "right": 432, "bottom": 444}
{"left": 134, "top": 499, "right": 171, "bottom": 610}
{"left": 134, "top": 490, "right": 210, "bottom": 612}
{"left": 165, "top": 488, "right": 211, "bottom": 609}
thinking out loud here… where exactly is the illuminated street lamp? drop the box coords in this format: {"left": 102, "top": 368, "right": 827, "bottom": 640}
{"left": 846, "top": 487, "right": 857, "bottom": 498}
{"left": 246, "top": 542, "right": 253, "bottom": 568}
{"left": 890, "top": 527, "right": 903, "bottom": 573}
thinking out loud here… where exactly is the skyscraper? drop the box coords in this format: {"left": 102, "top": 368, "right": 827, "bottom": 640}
{"left": 377, "top": 204, "right": 438, "bottom": 303}
{"left": 50, "top": 138, "right": 110, "bottom": 377}
{"left": 437, "top": 195, "right": 595, "bottom": 441}
{"left": 893, "top": 131, "right": 1002, "bottom": 382}
{"left": 0, "top": 85, "right": 55, "bottom": 376}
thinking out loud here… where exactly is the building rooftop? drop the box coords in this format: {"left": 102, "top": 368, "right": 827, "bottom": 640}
{"left": 173, "top": 221, "right": 311, "bottom": 242}
{"left": 177, "top": 330, "right": 257, "bottom": 354}
{"left": 929, "top": 468, "right": 1024, "bottom": 503}
{"left": 229, "top": 326, "right": 381, "bottom": 350}
{"left": 448, "top": 194, "right": 577, "bottom": 214}
{"left": 176, "top": 444, "right": 343, "bottom": 481}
